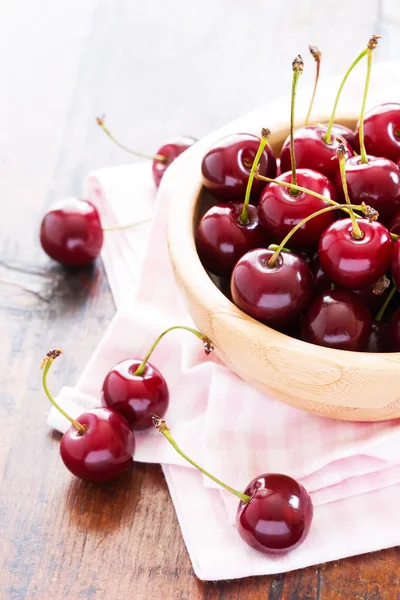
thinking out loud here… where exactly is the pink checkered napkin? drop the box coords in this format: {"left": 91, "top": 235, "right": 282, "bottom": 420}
{"left": 46, "top": 159, "right": 400, "bottom": 581}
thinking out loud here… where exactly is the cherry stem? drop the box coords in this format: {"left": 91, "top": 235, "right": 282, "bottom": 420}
{"left": 41, "top": 351, "right": 86, "bottom": 434}
{"left": 290, "top": 55, "right": 304, "bottom": 188}
{"left": 152, "top": 415, "right": 251, "bottom": 503}
{"left": 239, "top": 128, "right": 270, "bottom": 225}
{"left": 254, "top": 172, "right": 363, "bottom": 218}
{"left": 375, "top": 285, "right": 397, "bottom": 322}
{"left": 359, "top": 49, "right": 373, "bottom": 164}
{"left": 305, "top": 46, "right": 321, "bottom": 126}
{"left": 267, "top": 203, "right": 367, "bottom": 268}
{"left": 134, "top": 326, "right": 214, "bottom": 377}
{"left": 102, "top": 217, "right": 152, "bottom": 232}
{"left": 96, "top": 117, "right": 167, "bottom": 162}
{"left": 337, "top": 148, "right": 363, "bottom": 238}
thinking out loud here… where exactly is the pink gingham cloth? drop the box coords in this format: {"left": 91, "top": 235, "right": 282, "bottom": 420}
{"left": 47, "top": 64, "right": 400, "bottom": 580}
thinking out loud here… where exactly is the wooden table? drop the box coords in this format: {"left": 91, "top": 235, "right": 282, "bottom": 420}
{"left": 1, "top": 1, "right": 400, "bottom": 598}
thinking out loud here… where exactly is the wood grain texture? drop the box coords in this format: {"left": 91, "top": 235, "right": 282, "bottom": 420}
{"left": 1, "top": 0, "right": 400, "bottom": 598}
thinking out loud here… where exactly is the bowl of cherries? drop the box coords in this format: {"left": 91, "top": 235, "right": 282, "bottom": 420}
{"left": 165, "top": 36, "right": 400, "bottom": 421}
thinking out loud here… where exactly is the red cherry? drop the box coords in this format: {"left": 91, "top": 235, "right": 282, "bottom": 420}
{"left": 318, "top": 218, "right": 393, "bottom": 289}
{"left": 301, "top": 289, "right": 372, "bottom": 351}
{"left": 356, "top": 103, "right": 400, "bottom": 163}
{"left": 258, "top": 169, "right": 336, "bottom": 248}
{"left": 60, "top": 408, "right": 135, "bottom": 482}
{"left": 334, "top": 156, "right": 400, "bottom": 222}
{"left": 152, "top": 137, "right": 195, "bottom": 187}
{"left": 102, "top": 359, "right": 169, "bottom": 431}
{"left": 237, "top": 474, "right": 313, "bottom": 554}
{"left": 201, "top": 133, "right": 276, "bottom": 202}
{"left": 388, "top": 308, "right": 400, "bottom": 351}
{"left": 365, "top": 321, "right": 388, "bottom": 352}
{"left": 279, "top": 126, "right": 354, "bottom": 183}
{"left": 231, "top": 249, "right": 314, "bottom": 328}
{"left": 196, "top": 202, "right": 268, "bottom": 276}
{"left": 330, "top": 124, "right": 357, "bottom": 149}
{"left": 40, "top": 198, "right": 103, "bottom": 266}
{"left": 388, "top": 210, "right": 400, "bottom": 236}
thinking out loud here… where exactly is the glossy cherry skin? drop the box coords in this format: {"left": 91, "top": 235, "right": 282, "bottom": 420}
{"left": 365, "top": 321, "right": 388, "bottom": 352}
{"left": 258, "top": 169, "right": 336, "bottom": 248}
{"left": 152, "top": 137, "right": 195, "bottom": 187}
{"left": 334, "top": 156, "right": 400, "bottom": 223}
{"left": 301, "top": 289, "right": 372, "bottom": 351}
{"left": 390, "top": 239, "right": 400, "bottom": 290}
{"left": 280, "top": 126, "right": 354, "bottom": 183}
{"left": 60, "top": 408, "right": 135, "bottom": 482}
{"left": 318, "top": 219, "right": 393, "bottom": 289}
{"left": 330, "top": 124, "right": 357, "bottom": 149}
{"left": 231, "top": 249, "right": 314, "bottom": 329}
{"left": 355, "top": 103, "right": 400, "bottom": 163}
{"left": 40, "top": 198, "right": 104, "bottom": 266}
{"left": 196, "top": 202, "right": 268, "bottom": 277}
{"left": 102, "top": 359, "right": 169, "bottom": 431}
{"left": 236, "top": 473, "right": 313, "bottom": 554}
{"left": 201, "top": 133, "right": 276, "bottom": 202}
{"left": 388, "top": 308, "right": 400, "bottom": 351}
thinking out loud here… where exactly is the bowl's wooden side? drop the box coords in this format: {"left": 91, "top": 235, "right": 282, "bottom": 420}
{"left": 163, "top": 74, "right": 400, "bottom": 421}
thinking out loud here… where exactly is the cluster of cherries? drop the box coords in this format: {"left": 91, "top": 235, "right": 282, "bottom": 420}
{"left": 197, "top": 36, "right": 400, "bottom": 353}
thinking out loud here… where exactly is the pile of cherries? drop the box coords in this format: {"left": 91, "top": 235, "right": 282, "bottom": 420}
{"left": 197, "top": 36, "right": 400, "bottom": 353}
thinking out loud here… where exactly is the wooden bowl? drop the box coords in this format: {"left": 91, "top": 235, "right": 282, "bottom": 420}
{"left": 163, "top": 62, "right": 400, "bottom": 421}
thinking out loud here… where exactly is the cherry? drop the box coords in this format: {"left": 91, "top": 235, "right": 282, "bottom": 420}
{"left": 388, "top": 308, "right": 400, "bottom": 351}
{"left": 330, "top": 124, "right": 357, "bottom": 149}
{"left": 152, "top": 137, "right": 196, "bottom": 187}
{"left": 356, "top": 103, "right": 400, "bottom": 163}
{"left": 301, "top": 289, "right": 372, "bottom": 351}
{"left": 42, "top": 350, "right": 135, "bottom": 482}
{"left": 40, "top": 198, "right": 104, "bottom": 266}
{"left": 237, "top": 473, "right": 313, "bottom": 553}
{"left": 201, "top": 133, "right": 276, "bottom": 202}
{"left": 153, "top": 416, "right": 313, "bottom": 554}
{"left": 196, "top": 130, "right": 271, "bottom": 276}
{"left": 390, "top": 238, "right": 400, "bottom": 290}
{"left": 230, "top": 248, "right": 314, "bottom": 329}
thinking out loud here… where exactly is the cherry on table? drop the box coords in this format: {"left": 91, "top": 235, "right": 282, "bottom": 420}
{"left": 152, "top": 137, "right": 196, "bottom": 187}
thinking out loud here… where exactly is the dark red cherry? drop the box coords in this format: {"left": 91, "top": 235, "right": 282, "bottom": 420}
{"left": 390, "top": 239, "right": 400, "bottom": 290}
{"left": 40, "top": 198, "right": 104, "bottom": 266}
{"left": 280, "top": 126, "right": 354, "bottom": 183}
{"left": 196, "top": 202, "right": 268, "bottom": 276}
{"left": 301, "top": 289, "right": 372, "bottom": 351}
{"left": 318, "top": 219, "right": 393, "bottom": 289}
{"left": 231, "top": 249, "right": 314, "bottom": 328}
{"left": 365, "top": 321, "right": 388, "bottom": 352}
{"left": 60, "top": 407, "right": 135, "bottom": 482}
{"left": 334, "top": 156, "right": 400, "bottom": 222}
{"left": 258, "top": 169, "right": 336, "bottom": 248}
{"left": 330, "top": 124, "right": 357, "bottom": 149}
{"left": 388, "top": 210, "right": 400, "bottom": 236}
{"left": 201, "top": 133, "right": 276, "bottom": 202}
{"left": 102, "top": 359, "right": 169, "bottom": 431}
{"left": 237, "top": 473, "right": 313, "bottom": 554}
{"left": 356, "top": 103, "right": 400, "bottom": 163}
{"left": 388, "top": 308, "right": 400, "bottom": 351}
{"left": 152, "top": 137, "right": 195, "bottom": 187}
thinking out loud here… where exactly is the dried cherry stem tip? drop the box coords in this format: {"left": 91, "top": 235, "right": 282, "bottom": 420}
{"left": 134, "top": 326, "right": 214, "bottom": 377}
{"left": 41, "top": 350, "right": 86, "bottom": 434}
{"left": 96, "top": 116, "right": 167, "bottom": 162}
{"left": 152, "top": 415, "right": 251, "bottom": 503}
{"left": 305, "top": 45, "right": 321, "bottom": 126}
{"left": 239, "top": 128, "right": 271, "bottom": 225}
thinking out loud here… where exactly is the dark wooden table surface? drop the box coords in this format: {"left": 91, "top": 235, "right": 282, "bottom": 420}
{"left": 1, "top": 2, "right": 400, "bottom": 598}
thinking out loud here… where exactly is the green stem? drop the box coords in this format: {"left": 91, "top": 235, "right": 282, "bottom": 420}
{"left": 323, "top": 49, "right": 368, "bottom": 144}
{"left": 239, "top": 129, "right": 270, "bottom": 224}
{"left": 305, "top": 46, "right": 321, "bottom": 126}
{"left": 267, "top": 203, "right": 365, "bottom": 268}
{"left": 102, "top": 218, "right": 152, "bottom": 232}
{"left": 338, "top": 152, "right": 363, "bottom": 238}
{"left": 41, "top": 354, "right": 86, "bottom": 433}
{"left": 152, "top": 416, "right": 251, "bottom": 503}
{"left": 359, "top": 49, "right": 373, "bottom": 164}
{"left": 96, "top": 117, "right": 167, "bottom": 162}
{"left": 375, "top": 286, "right": 397, "bottom": 322}
{"left": 134, "top": 326, "right": 213, "bottom": 377}
{"left": 290, "top": 57, "right": 303, "bottom": 188}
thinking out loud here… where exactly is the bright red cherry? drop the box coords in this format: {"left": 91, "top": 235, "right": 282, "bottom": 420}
{"left": 318, "top": 218, "right": 393, "bottom": 289}
{"left": 201, "top": 133, "right": 276, "bottom": 202}
{"left": 60, "top": 408, "right": 135, "bottom": 482}
{"left": 237, "top": 473, "right": 313, "bottom": 554}
{"left": 258, "top": 169, "right": 336, "bottom": 248}
{"left": 102, "top": 359, "right": 169, "bottom": 431}
{"left": 231, "top": 249, "right": 314, "bottom": 328}
{"left": 279, "top": 126, "right": 354, "bottom": 183}
{"left": 152, "top": 137, "right": 195, "bottom": 187}
{"left": 196, "top": 203, "right": 267, "bottom": 276}
{"left": 388, "top": 308, "right": 400, "bottom": 351}
{"left": 355, "top": 103, "right": 400, "bottom": 163}
{"left": 334, "top": 156, "right": 400, "bottom": 223}
{"left": 365, "top": 321, "right": 388, "bottom": 352}
{"left": 301, "top": 289, "right": 372, "bottom": 351}
{"left": 40, "top": 198, "right": 103, "bottom": 266}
